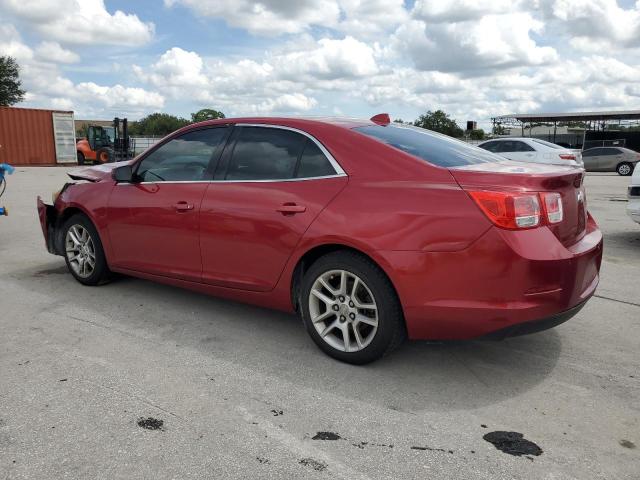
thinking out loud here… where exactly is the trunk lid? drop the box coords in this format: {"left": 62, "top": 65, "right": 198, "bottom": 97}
{"left": 450, "top": 161, "right": 587, "bottom": 246}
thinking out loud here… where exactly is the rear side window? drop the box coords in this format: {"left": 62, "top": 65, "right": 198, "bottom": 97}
{"left": 601, "top": 148, "right": 622, "bottom": 155}
{"left": 226, "top": 127, "right": 305, "bottom": 180}
{"left": 354, "top": 124, "right": 502, "bottom": 167}
{"left": 295, "top": 140, "right": 336, "bottom": 178}
{"left": 583, "top": 148, "right": 602, "bottom": 157}
{"left": 497, "top": 141, "right": 535, "bottom": 152}
{"left": 532, "top": 139, "right": 563, "bottom": 149}
{"left": 136, "top": 127, "right": 229, "bottom": 182}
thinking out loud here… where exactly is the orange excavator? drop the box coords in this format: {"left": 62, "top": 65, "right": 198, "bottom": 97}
{"left": 76, "top": 118, "right": 132, "bottom": 164}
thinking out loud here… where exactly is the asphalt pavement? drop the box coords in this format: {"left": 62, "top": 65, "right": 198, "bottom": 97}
{"left": 0, "top": 167, "right": 638, "bottom": 479}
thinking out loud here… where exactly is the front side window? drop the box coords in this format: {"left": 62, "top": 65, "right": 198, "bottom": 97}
{"left": 136, "top": 128, "right": 229, "bottom": 182}
{"left": 225, "top": 127, "right": 306, "bottom": 180}
{"left": 354, "top": 124, "right": 502, "bottom": 167}
{"left": 479, "top": 141, "right": 500, "bottom": 153}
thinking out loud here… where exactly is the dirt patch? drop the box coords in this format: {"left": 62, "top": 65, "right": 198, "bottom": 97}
{"left": 270, "top": 409, "right": 283, "bottom": 416}
{"left": 256, "top": 457, "right": 271, "bottom": 464}
{"left": 619, "top": 439, "right": 636, "bottom": 449}
{"left": 137, "top": 417, "right": 164, "bottom": 430}
{"left": 411, "top": 446, "right": 453, "bottom": 454}
{"left": 483, "top": 431, "right": 542, "bottom": 457}
{"left": 299, "top": 458, "right": 327, "bottom": 471}
{"left": 312, "top": 431, "right": 341, "bottom": 440}
{"left": 33, "top": 266, "right": 68, "bottom": 277}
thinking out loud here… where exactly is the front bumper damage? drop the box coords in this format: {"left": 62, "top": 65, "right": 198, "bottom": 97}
{"left": 37, "top": 196, "right": 63, "bottom": 256}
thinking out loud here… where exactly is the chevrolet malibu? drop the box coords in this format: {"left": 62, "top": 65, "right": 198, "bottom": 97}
{"left": 37, "top": 115, "right": 603, "bottom": 364}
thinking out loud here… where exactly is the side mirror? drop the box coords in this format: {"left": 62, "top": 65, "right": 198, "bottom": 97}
{"left": 112, "top": 165, "right": 134, "bottom": 183}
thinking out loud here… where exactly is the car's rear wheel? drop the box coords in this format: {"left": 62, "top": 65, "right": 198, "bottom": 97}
{"left": 617, "top": 162, "right": 633, "bottom": 176}
{"left": 62, "top": 214, "right": 111, "bottom": 286}
{"left": 300, "top": 251, "right": 405, "bottom": 364}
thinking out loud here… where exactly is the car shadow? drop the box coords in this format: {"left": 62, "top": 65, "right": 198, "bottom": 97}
{"left": 15, "top": 261, "right": 562, "bottom": 414}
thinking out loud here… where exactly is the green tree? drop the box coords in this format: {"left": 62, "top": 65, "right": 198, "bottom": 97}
{"left": 0, "top": 56, "right": 26, "bottom": 106}
{"left": 469, "top": 128, "right": 485, "bottom": 140}
{"left": 191, "top": 108, "right": 225, "bottom": 123}
{"left": 414, "top": 110, "right": 463, "bottom": 137}
{"left": 129, "top": 113, "right": 190, "bottom": 136}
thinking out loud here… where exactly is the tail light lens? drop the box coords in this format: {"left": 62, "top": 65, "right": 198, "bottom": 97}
{"left": 541, "top": 192, "right": 563, "bottom": 223}
{"left": 468, "top": 190, "right": 566, "bottom": 229}
{"left": 467, "top": 191, "right": 541, "bottom": 229}
{"left": 559, "top": 154, "right": 576, "bottom": 160}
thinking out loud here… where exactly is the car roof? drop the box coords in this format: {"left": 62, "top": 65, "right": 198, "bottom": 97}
{"left": 188, "top": 116, "right": 375, "bottom": 130}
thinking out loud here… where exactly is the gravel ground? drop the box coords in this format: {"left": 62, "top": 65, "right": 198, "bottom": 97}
{"left": 0, "top": 167, "right": 638, "bottom": 479}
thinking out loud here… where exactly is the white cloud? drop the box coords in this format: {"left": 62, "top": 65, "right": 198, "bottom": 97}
{"left": 164, "top": 0, "right": 341, "bottom": 36}
{"left": 391, "top": 14, "right": 558, "bottom": 74}
{"left": 412, "top": 0, "right": 515, "bottom": 23}
{"left": 0, "top": 0, "right": 154, "bottom": 46}
{"left": 0, "top": 24, "right": 33, "bottom": 60}
{"left": 543, "top": 0, "right": 640, "bottom": 48}
{"left": 35, "top": 41, "right": 80, "bottom": 64}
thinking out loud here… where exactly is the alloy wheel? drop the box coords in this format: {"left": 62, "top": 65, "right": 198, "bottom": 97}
{"left": 308, "top": 269, "right": 379, "bottom": 352}
{"left": 65, "top": 224, "right": 96, "bottom": 278}
{"left": 618, "top": 164, "right": 632, "bottom": 175}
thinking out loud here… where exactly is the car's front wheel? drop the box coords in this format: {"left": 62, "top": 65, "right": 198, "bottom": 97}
{"left": 300, "top": 251, "right": 405, "bottom": 364}
{"left": 61, "top": 214, "right": 111, "bottom": 285}
{"left": 617, "top": 162, "right": 633, "bottom": 176}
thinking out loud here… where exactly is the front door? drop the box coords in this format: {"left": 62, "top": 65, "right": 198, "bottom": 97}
{"left": 107, "top": 127, "right": 230, "bottom": 281}
{"left": 199, "top": 125, "right": 347, "bottom": 291}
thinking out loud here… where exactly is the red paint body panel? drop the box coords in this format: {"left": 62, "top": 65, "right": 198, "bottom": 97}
{"left": 199, "top": 177, "right": 347, "bottom": 291}
{"left": 107, "top": 183, "right": 208, "bottom": 282}
{"left": 37, "top": 116, "right": 604, "bottom": 341}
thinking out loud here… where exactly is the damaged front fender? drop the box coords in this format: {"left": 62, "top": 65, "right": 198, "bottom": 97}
{"left": 37, "top": 196, "right": 63, "bottom": 256}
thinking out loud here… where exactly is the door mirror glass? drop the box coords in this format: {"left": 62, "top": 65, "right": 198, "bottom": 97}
{"left": 112, "top": 165, "right": 133, "bottom": 183}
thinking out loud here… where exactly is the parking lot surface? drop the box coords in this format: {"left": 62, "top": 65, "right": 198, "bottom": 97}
{"left": 1, "top": 167, "right": 638, "bottom": 479}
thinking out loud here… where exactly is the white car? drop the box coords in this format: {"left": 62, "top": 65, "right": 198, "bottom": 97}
{"left": 478, "top": 138, "right": 583, "bottom": 168}
{"left": 627, "top": 162, "right": 640, "bottom": 225}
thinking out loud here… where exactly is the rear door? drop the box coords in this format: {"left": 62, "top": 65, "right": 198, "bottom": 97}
{"left": 599, "top": 147, "right": 624, "bottom": 170}
{"left": 107, "top": 127, "right": 230, "bottom": 281}
{"left": 497, "top": 140, "right": 537, "bottom": 162}
{"left": 582, "top": 148, "right": 601, "bottom": 171}
{"left": 199, "top": 125, "right": 347, "bottom": 291}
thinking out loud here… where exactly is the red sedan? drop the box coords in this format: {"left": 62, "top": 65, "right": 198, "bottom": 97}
{"left": 37, "top": 114, "right": 603, "bottom": 364}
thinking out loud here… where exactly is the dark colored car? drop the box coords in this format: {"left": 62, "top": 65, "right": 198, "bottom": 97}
{"left": 37, "top": 115, "right": 603, "bottom": 364}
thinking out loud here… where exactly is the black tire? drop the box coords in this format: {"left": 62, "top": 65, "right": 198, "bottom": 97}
{"left": 299, "top": 251, "right": 406, "bottom": 364}
{"left": 77, "top": 151, "right": 85, "bottom": 165}
{"left": 95, "top": 147, "right": 113, "bottom": 164}
{"left": 61, "top": 213, "right": 111, "bottom": 286}
{"left": 617, "top": 162, "right": 633, "bottom": 176}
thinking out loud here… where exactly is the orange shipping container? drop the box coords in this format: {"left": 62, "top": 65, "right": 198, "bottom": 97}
{"left": 0, "top": 107, "right": 75, "bottom": 166}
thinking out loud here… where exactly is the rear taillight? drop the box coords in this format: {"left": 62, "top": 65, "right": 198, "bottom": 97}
{"left": 468, "top": 190, "right": 565, "bottom": 229}
{"left": 467, "top": 191, "right": 541, "bottom": 229}
{"left": 541, "top": 192, "right": 563, "bottom": 224}
{"left": 559, "top": 154, "right": 576, "bottom": 161}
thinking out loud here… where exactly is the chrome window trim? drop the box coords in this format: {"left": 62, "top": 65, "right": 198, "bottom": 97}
{"left": 123, "top": 122, "right": 347, "bottom": 185}
{"left": 116, "top": 174, "right": 345, "bottom": 186}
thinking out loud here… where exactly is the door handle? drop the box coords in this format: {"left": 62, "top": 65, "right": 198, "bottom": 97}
{"left": 174, "top": 201, "right": 194, "bottom": 212}
{"left": 277, "top": 203, "right": 306, "bottom": 215}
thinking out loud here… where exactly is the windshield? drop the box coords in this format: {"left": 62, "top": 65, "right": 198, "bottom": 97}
{"left": 353, "top": 124, "right": 504, "bottom": 168}
{"left": 531, "top": 139, "right": 564, "bottom": 149}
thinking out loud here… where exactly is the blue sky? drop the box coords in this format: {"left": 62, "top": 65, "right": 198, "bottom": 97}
{"left": 1, "top": 0, "right": 640, "bottom": 129}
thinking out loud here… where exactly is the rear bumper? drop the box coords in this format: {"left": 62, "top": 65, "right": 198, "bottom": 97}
{"left": 37, "top": 197, "right": 62, "bottom": 255}
{"left": 627, "top": 197, "right": 640, "bottom": 224}
{"left": 378, "top": 214, "right": 603, "bottom": 340}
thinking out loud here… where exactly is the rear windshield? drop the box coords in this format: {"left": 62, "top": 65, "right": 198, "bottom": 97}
{"left": 531, "top": 139, "right": 564, "bottom": 149}
{"left": 353, "top": 124, "right": 504, "bottom": 167}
